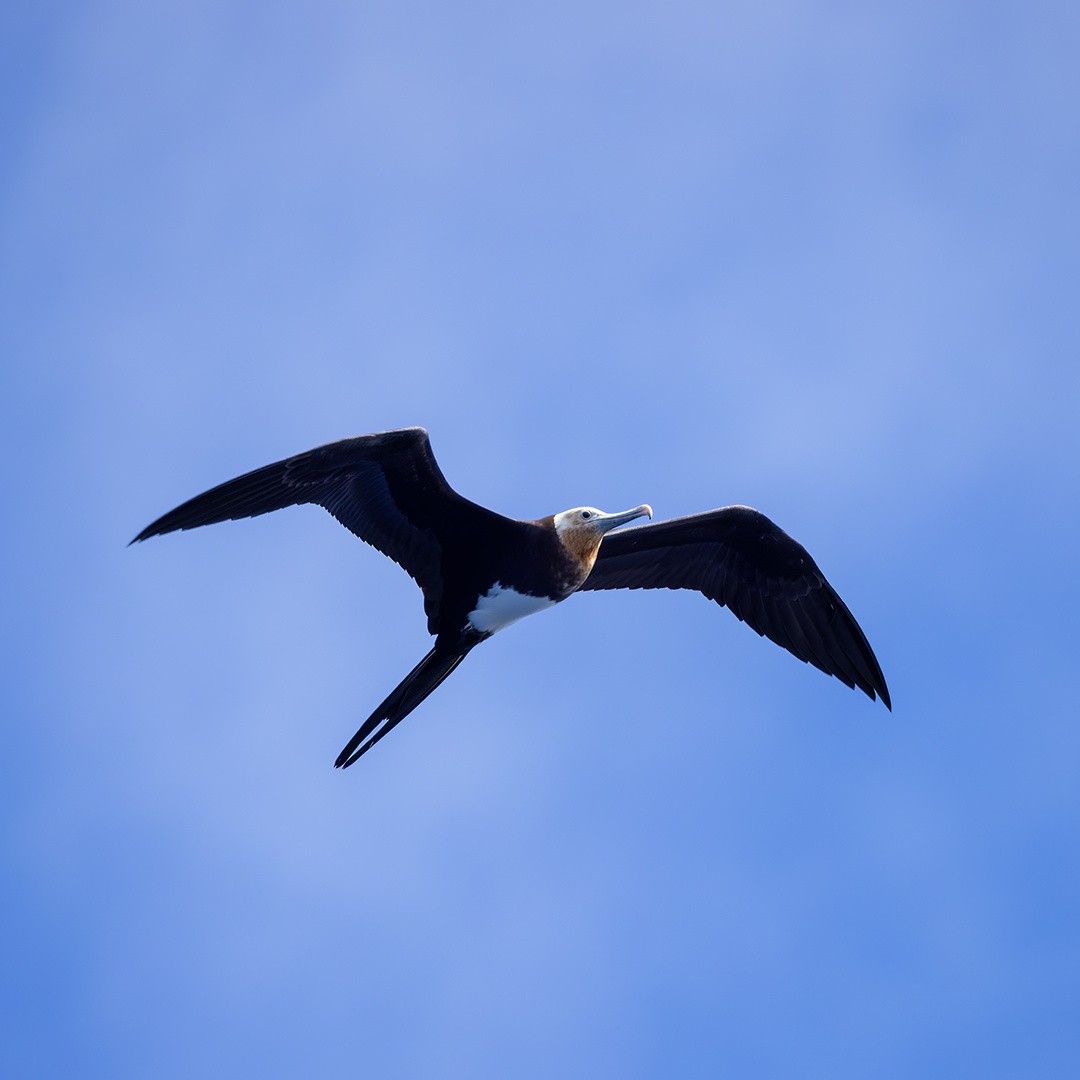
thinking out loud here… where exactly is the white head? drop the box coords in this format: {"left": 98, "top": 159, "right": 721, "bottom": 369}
{"left": 551, "top": 504, "right": 653, "bottom": 565}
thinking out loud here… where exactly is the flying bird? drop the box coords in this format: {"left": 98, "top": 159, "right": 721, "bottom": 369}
{"left": 132, "top": 427, "right": 890, "bottom": 768}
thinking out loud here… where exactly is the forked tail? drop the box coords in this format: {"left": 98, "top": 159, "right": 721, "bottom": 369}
{"left": 334, "top": 641, "right": 474, "bottom": 769}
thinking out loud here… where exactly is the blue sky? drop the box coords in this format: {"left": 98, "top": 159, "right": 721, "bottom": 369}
{"left": 3, "top": 2, "right": 1079, "bottom": 1077}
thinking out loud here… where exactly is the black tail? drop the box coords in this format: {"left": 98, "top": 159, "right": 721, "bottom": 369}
{"left": 334, "top": 642, "right": 474, "bottom": 769}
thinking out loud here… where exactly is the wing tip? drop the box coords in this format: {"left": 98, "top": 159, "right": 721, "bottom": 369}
{"left": 129, "top": 517, "right": 189, "bottom": 545}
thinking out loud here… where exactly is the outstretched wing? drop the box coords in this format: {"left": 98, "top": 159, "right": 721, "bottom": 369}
{"left": 581, "top": 505, "right": 890, "bottom": 708}
{"left": 130, "top": 427, "right": 482, "bottom": 610}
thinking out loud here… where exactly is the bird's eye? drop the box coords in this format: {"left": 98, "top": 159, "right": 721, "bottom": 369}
{"left": 580, "top": 511, "right": 592, "bottom": 520}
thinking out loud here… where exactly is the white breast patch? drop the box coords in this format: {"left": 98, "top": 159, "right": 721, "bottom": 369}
{"left": 467, "top": 582, "right": 558, "bottom": 634}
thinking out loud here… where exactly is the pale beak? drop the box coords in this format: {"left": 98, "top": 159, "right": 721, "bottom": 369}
{"left": 596, "top": 504, "right": 653, "bottom": 532}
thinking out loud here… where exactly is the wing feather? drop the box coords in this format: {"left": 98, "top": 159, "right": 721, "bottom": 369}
{"left": 130, "top": 428, "right": 485, "bottom": 608}
{"left": 582, "top": 506, "right": 890, "bottom": 709}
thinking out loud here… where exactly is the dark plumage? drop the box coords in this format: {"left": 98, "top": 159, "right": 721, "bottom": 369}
{"left": 132, "top": 427, "right": 889, "bottom": 769}
{"left": 581, "top": 507, "right": 890, "bottom": 708}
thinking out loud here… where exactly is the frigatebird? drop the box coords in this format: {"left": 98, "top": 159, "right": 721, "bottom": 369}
{"left": 132, "top": 427, "right": 890, "bottom": 768}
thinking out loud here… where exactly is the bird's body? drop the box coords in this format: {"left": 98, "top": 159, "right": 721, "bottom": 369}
{"left": 132, "top": 427, "right": 890, "bottom": 768}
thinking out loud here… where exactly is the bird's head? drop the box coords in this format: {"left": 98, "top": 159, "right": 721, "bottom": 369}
{"left": 552, "top": 504, "right": 653, "bottom": 567}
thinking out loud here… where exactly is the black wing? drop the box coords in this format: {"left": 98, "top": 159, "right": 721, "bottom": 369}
{"left": 581, "top": 506, "right": 890, "bottom": 709}
{"left": 130, "top": 427, "right": 484, "bottom": 614}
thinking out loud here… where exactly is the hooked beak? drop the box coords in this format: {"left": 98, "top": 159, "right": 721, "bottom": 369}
{"left": 596, "top": 504, "right": 653, "bottom": 532}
